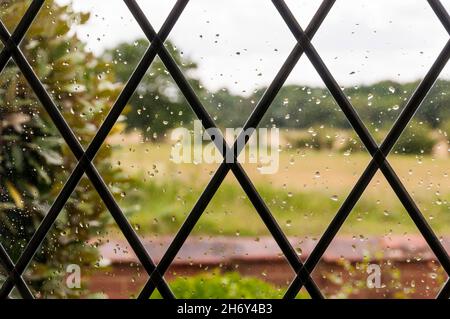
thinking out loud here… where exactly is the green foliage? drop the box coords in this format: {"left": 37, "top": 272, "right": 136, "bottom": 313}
{"left": 104, "top": 39, "right": 203, "bottom": 137}
{"left": 152, "top": 271, "right": 291, "bottom": 299}
{"left": 184, "top": 80, "right": 448, "bottom": 142}
{"left": 0, "top": 0, "right": 124, "bottom": 297}
{"left": 393, "top": 121, "right": 436, "bottom": 155}
{"left": 324, "top": 254, "right": 414, "bottom": 299}
{"left": 283, "top": 124, "right": 437, "bottom": 156}
{"left": 255, "top": 79, "right": 448, "bottom": 133}
{"left": 419, "top": 79, "right": 450, "bottom": 128}
{"left": 104, "top": 41, "right": 449, "bottom": 154}
{"left": 440, "top": 118, "right": 450, "bottom": 139}
{"left": 124, "top": 171, "right": 450, "bottom": 237}
{"left": 203, "top": 88, "right": 255, "bottom": 128}
{"left": 283, "top": 127, "right": 348, "bottom": 151}
{"left": 339, "top": 121, "right": 437, "bottom": 155}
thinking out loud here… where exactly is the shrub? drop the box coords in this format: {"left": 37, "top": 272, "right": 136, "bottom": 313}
{"left": 152, "top": 271, "right": 298, "bottom": 299}
{"left": 344, "top": 123, "right": 436, "bottom": 156}
{"left": 284, "top": 127, "right": 342, "bottom": 151}
{"left": 0, "top": 0, "right": 124, "bottom": 297}
{"left": 104, "top": 39, "right": 203, "bottom": 137}
{"left": 392, "top": 121, "right": 436, "bottom": 155}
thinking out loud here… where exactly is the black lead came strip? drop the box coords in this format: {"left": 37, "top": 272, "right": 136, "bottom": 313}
{"left": 272, "top": 0, "right": 450, "bottom": 299}
{"left": 0, "top": 0, "right": 45, "bottom": 300}
{"left": 0, "top": 0, "right": 449, "bottom": 300}
{"left": 132, "top": 0, "right": 336, "bottom": 300}
{"left": 0, "top": 0, "right": 191, "bottom": 299}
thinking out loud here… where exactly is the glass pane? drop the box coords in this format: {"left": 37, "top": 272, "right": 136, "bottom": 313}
{"left": 1, "top": 0, "right": 448, "bottom": 299}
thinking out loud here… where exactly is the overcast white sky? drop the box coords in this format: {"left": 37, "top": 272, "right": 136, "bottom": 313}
{"left": 57, "top": 0, "right": 450, "bottom": 94}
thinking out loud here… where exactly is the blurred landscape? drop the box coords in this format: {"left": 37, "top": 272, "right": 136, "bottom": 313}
{"left": 111, "top": 139, "right": 450, "bottom": 237}
{"left": 103, "top": 38, "right": 450, "bottom": 240}
{"left": 0, "top": 0, "right": 449, "bottom": 299}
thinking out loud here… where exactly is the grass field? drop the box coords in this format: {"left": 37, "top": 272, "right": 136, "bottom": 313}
{"left": 107, "top": 139, "right": 450, "bottom": 238}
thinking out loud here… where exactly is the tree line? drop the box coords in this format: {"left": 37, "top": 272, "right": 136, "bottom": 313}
{"left": 105, "top": 40, "right": 450, "bottom": 137}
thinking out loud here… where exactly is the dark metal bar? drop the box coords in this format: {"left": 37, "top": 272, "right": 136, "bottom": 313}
{"left": 85, "top": 0, "right": 189, "bottom": 161}
{"left": 134, "top": 0, "right": 336, "bottom": 299}
{"left": 281, "top": 9, "right": 450, "bottom": 300}
{"left": 437, "top": 279, "right": 450, "bottom": 299}
{"left": 0, "top": 245, "right": 33, "bottom": 299}
{"left": 0, "top": 28, "right": 161, "bottom": 297}
{"left": 428, "top": 0, "right": 450, "bottom": 34}
{"left": 0, "top": 0, "right": 190, "bottom": 299}
{"left": 0, "top": 0, "right": 447, "bottom": 301}
{"left": 272, "top": 0, "right": 450, "bottom": 298}
{"left": 238, "top": 0, "right": 336, "bottom": 150}
{"left": 0, "top": 0, "right": 45, "bottom": 299}
{"left": 0, "top": 0, "right": 43, "bottom": 73}
{"left": 126, "top": 0, "right": 322, "bottom": 298}
{"left": 272, "top": 0, "right": 378, "bottom": 155}
{"left": 431, "top": 14, "right": 450, "bottom": 276}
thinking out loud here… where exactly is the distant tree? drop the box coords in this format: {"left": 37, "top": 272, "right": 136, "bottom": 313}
{"left": 255, "top": 80, "right": 449, "bottom": 133}
{"left": 105, "top": 37, "right": 449, "bottom": 138}
{"left": 418, "top": 79, "right": 450, "bottom": 128}
{"left": 104, "top": 39, "right": 203, "bottom": 137}
{"left": 0, "top": 0, "right": 124, "bottom": 297}
{"left": 204, "top": 87, "right": 253, "bottom": 128}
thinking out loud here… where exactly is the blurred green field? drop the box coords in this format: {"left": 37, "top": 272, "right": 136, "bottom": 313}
{"left": 108, "top": 140, "right": 450, "bottom": 238}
